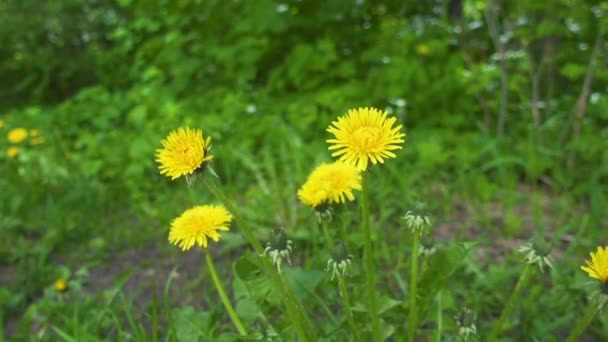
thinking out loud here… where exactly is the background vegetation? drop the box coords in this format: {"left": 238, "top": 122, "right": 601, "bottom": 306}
{"left": 1, "top": 0, "right": 607, "bottom": 340}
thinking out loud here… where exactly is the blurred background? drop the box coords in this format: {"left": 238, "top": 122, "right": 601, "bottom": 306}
{"left": 1, "top": 0, "right": 607, "bottom": 340}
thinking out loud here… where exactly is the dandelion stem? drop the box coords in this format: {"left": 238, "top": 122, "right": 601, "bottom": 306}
{"left": 407, "top": 230, "right": 420, "bottom": 342}
{"left": 488, "top": 263, "right": 533, "bottom": 341}
{"left": 338, "top": 273, "right": 361, "bottom": 341}
{"left": 205, "top": 249, "right": 248, "bottom": 336}
{"left": 202, "top": 177, "right": 316, "bottom": 341}
{"left": 434, "top": 290, "right": 443, "bottom": 342}
{"left": 360, "top": 172, "right": 381, "bottom": 342}
{"left": 321, "top": 220, "right": 334, "bottom": 248}
{"left": 202, "top": 177, "right": 264, "bottom": 253}
{"left": 565, "top": 297, "right": 608, "bottom": 342}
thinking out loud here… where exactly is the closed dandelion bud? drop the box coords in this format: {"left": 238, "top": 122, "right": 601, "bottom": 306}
{"left": 419, "top": 233, "right": 436, "bottom": 258}
{"left": 314, "top": 203, "right": 334, "bottom": 224}
{"left": 402, "top": 210, "right": 431, "bottom": 235}
{"left": 454, "top": 307, "right": 477, "bottom": 341}
{"left": 326, "top": 241, "right": 353, "bottom": 281}
{"left": 518, "top": 234, "right": 553, "bottom": 272}
{"left": 261, "top": 228, "right": 293, "bottom": 273}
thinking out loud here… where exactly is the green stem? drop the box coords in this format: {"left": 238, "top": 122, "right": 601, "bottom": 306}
{"left": 360, "top": 173, "right": 381, "bottom": 342}
{"left": 205, "top": 250, "right": 247, "bottom": 336}
{"left": 407, "top": 231, "right": 420, "bottom": 342}
{"left": 202, "top": 177, "right": 316, "bottom": 341}
{"left": 338, "top": 274, "right": 361, "bottom": 341}
{"left": 488, "top": 264, "right": 533, "bottom": 341}
{"left": 203, "top": 177, "right": 264, "bottom": 253}
{"left": 321, "top": 220, "right": 334, "bottom": 247}
{"left": 434, "top": 290, "right": 443, "bottom": 342}
{"left": 565, "top": 297, "right": 607, "bottom": 342}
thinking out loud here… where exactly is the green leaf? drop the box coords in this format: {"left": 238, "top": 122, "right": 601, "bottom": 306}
{"left": 417, "top": 243, "right": 473, "bottom": 317}
{"left": 233, "top": 253, "right": 280, "bottom": 307}
{"left": 284, "top": 268, "right": 325, "bottom": 300}
{"left": 351, "top": 295, "right": 401, "bottom": 315}
{"left": 173, "top": 306, "right": 212, "bottom": 342}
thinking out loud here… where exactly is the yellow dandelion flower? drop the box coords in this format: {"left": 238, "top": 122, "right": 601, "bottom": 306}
{"left": 6, "top": 147, "right": 19, "bottom": 158}
{"left": 298, "top": 161, "right": 362, "bottom": 208}
{"left": 30, "top": 129, "right": 39, "bottom": 137}
{"left": 155, "top": 127, "right": 213, "bottom": 180}
{"left": 169, "top": 205, "right": 231, "bottom": 251}
{"left": 8, "top": 128, "right": 28, "bottom": 144}
{"left": 581, "top": 246, "right": 608, "bottom": 283}
{"left": 54, "top": 278, "right": 68, "bottom": 292}
{"left": 416, "top": 44, "right": 430, "bottom": 55}
{"left": 327, "top": 107, "right": 405, "bottom": 170}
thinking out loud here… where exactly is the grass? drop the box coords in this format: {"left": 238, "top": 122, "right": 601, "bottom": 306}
{"left": 2, "top": 113, "right": 606, "bottom": 341}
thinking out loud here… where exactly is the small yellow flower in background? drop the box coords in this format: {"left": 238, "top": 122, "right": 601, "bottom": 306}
{"left": 0, "top": 119, "right": 4, "bottom": 128}
{"left": 6, "top": 147, "right": 19, "bottom": 158}
{"left": 169, "top": 205, "right": 231, "bottom": 251}
{"left": 327, "top": 107, "right": 405, "bottom": 170}
{"left": 31, "top": 137, "right": 45, "bottom": 145}
{"left": 156, "top": 127, "right": 213, "bottom": 180}
{"left": 30, "top": 129, "right": 39, "bottom": 137}
{"left": 298, "top": 161, "right": 362, "bottom": 208}
{"left": 416, "top": 43, "right": 430, "bottom": 55}
{"left": 8, "top": 128, "right": 28, "bottom": 144}
{"left": 581, "top": 246, "right": 608, "bottom": 283}
{"left": 54, "top": 278, "right": 68, "bottom": 292}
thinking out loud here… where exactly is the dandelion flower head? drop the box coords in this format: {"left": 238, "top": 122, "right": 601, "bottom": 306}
{"left": 156, "top": 127, "right": 213, "bottom": 180}
{"left": 297, "top": 161, "right": 362, "bottom": 208}
{"left": 8, "top": 128, "right": 28, "bottom": 144}
{"left": 327, "top": 107, "right": 405, "bottom": 170}
{"left": 581, "top": 245, "right": 608, "bottom": 283}
{"left": 416, "top": 44, "right": 430, "bottom": 55}
{"left": 169, "top": 205, "right": 231, "bottom": 251}
{"left": 6, "top": 147, "right": 19, "bottom": 158}
{"left": 54, "top": 278, "right": 68, "bottom": 292}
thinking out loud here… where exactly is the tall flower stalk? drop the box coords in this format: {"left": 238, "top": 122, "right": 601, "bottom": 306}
{"left": 566, "top": 297, "right": 607, "bottom": 342}
{"left": 202, "top": 177, "right": 316, "bottom": 341}
{"left": 205, "top": 249, "right": 247, "bottom": 336}
{"left": 360, "top": 173, "right": 381, "bottom": 341}
{"left": 488, "top": 263, "right": 533, "bottom": 341}
{"left": 338, "top": 273, "right": 360, "bottom": 341}
{"left": 165, "top": 205, "right": 246, "bottom": 335}
{"left": 402, "top": 211, "right": 431, "bottom": 342}
{"left": 326, "top": 107, "right": 405, "bottom": 341}
{"left": 326, "top": 240, "right": 357, "bottom": 339}
{"left": 408, "top": 230, "right": 420, "bottom": 342}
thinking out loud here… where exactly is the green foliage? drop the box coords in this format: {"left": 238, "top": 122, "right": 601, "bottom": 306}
{"left": 1, "top": 0, "right": 608, "bottom": 340}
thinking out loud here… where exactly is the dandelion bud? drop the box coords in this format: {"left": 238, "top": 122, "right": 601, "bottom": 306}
{"left": 314, "top": 203, "right": 333, "bottom": 224}
{"left": 518, "top": 234, "right": 553, "bottom": 272}
{"left": 261, "top": 228, "right": 293, "bottom": 273}
{"left": 454, "top": 307, "right": 477, "bottom": 341}
{"left": 419, "top": 233, "right": 436, "bottom": 258}
{"left": 326, "top": 241, "right": 353, "bottom": 281}
{"left": 402, "top": 210, "right": 431, "bottom": 235}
